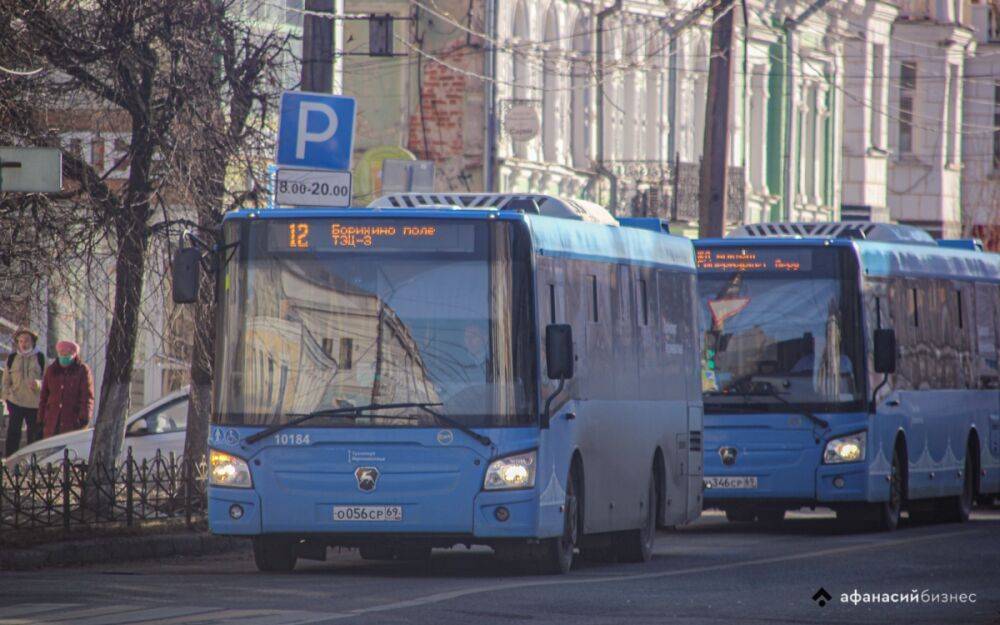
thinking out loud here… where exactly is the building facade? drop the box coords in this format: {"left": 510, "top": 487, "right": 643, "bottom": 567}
{"left": 962, "top": 0, "right": 1000, "bottom": 248}
{"left": 887, "top": 0, "right": 976, "bottom": 239}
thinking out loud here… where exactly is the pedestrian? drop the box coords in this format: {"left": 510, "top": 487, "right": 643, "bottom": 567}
{"left": 37, "top": 340, "right": 94, "bottom": 440}
{"left": 2, "top": 328, "right": 45, "bottom": 457}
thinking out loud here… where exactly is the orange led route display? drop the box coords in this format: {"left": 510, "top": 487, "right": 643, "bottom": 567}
{"left": 267, "top": 220, "right": 476, "bottom": 253}
{"left": 695, "top": 248, "right": 813, "bottom": 272}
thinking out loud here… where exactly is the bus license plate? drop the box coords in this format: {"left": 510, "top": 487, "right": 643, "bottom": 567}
{"left": 332, "top": 505, "right": 403, "bottom": 522}
{"left": 704, "top": 476, "right": 758, "bottom": 489}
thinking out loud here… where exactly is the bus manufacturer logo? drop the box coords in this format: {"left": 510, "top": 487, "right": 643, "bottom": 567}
{"left": 436, "top": 430, "right": 454, "bottom": 445}
{"left": 355, "top": 467, "right": 380, "bottom": 492}
{"left": 719, "top": 447, "right": 738, "bottom": 466}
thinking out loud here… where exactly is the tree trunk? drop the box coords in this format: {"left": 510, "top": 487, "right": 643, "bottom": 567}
{"left": 85, "top": 208, "right": 149, "bottom": 511}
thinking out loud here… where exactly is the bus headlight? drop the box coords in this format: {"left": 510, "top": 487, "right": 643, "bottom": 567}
{"left": 209, "top": 450, "right": 253, "bottom": 488}
{"left": 483, "top": 451, "right": 536, "bottom": 490}
{"left": 824, "top": 432, "right": 866, "bottom": 464}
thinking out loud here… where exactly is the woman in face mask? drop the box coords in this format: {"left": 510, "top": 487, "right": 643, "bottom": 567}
{"left": 37, "top": 340, "right": 94, "bottom": 440}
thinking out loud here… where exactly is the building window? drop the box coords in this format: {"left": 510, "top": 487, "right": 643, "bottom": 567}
{"left": 945, "top": 63, "right": 959, "bottom": 165}
{"left": 870, "top": 44, "right": 885, "bottom": 149}
{"left": 749, "top": 67, "right": 767, "bottom": 192}
{"left": 339, "top": 338, "right": 353, "bottom": 370}
{"left": 541, "top": 8, "right": 560, "bottom": 164}
{"left": 570, "top": 18, "right": 591, "bottom": 170}
{"left": 898, "top": 62, "right": 917, "bottom": 154}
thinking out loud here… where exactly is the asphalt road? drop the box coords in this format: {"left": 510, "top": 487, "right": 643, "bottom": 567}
{"left": 2, "top": 509, "right": 999, "bottom": 625}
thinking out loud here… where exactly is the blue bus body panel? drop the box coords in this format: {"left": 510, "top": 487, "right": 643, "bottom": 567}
{"left": 696, "top": 237, "right": 1000, "bottom": 508}
{"left": 209, "top": 426, "right": 548, "bottom": 538}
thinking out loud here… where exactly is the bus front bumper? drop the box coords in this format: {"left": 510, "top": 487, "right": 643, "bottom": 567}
{"left": 207, "top": 486, "right": 545, "bottom": 539}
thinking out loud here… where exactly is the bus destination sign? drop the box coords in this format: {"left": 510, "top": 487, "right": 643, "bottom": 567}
{"left": 695, "top": 248, "right": 813, "bottom": 273}
{"left": 267, "top": 220, "right": 477, "bottom": 253}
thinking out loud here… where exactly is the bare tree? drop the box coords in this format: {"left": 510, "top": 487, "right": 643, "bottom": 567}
{"left": 1, "top": 1, "right": 290, "bottom": 486}
{"left": 167, "top": 3, "right": 290, "bottom": 464}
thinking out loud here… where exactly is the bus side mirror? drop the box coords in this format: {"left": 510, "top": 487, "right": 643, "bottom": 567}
{"left": 873, "top": 328, "right": 896, "bottom": 374}
{"left": 172, "top": 247, "right": 202, "bottom": 304}
{"left": 545, "top": 324, "right": 574, "bottom": 380}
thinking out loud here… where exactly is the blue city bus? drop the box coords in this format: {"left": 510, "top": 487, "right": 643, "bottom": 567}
{"left": 188, "top": 194, "right": 703, "bottom": 573}
{"left": 695, "top": 222, "right": 1000, "bottom": 530}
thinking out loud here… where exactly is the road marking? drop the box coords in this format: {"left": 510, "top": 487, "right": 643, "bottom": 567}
{"left": 53, "top": 606, "right": 218, "bottom": 625}
{"left": 0, "top": 606, "right": 80, "bottom": 621}
{"left": 19, "top": 606, "right": 147, "bottom": 623}
{"left": 0, "top": 605, "right": 342, "bottom": 625}
{"left": 319, "top": 527, "right": 983, "bottom": 621}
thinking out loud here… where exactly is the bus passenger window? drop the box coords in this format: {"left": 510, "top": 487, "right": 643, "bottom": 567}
{"left": 549, "top": 284, "right": 556, "bottom": 324}
{"left": 911, "top": 288, "right": 919, "bottom": 327}
{"left": 589, "top": 275, "right": 599, "bottom": 322}
{"left": 956, "top": 290, "right": 963, "bottom": 329}
{"left": 639, "top": 279, "right": 649, "bottom": 326}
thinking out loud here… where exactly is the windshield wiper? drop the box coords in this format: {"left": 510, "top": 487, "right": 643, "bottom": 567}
{"left": 414, "top": 404, "right": 493, "bottom": 448}
{"left": 243, "top": 402, "right": 442, "bottom": 445}
{"left": 727, "top": 387, "right": 830, "bottom": 430}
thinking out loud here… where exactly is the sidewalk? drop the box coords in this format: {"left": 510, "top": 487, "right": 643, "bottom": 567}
{"left": 0, "top": 531, "right": 247, "bottom": 570}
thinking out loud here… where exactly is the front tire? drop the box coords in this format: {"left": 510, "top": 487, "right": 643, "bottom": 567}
{"left": 615, "top": 471, "right": 657, "bottom": 563}
{"left": 876, "top": 446, "right": 904, "bottom": 531}
{"left": 536, "top": 466, "right": 580, "bottom": 574}
{"left": 252, "top": 537, "right": 297, "bottom": 572}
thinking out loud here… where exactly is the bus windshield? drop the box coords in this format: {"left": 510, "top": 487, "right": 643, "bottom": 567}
{"left": 696, "top": 246, "right": 864, "bottom": 412}
{"left": 215, "top": 218, "right": 537, "bottom": 428}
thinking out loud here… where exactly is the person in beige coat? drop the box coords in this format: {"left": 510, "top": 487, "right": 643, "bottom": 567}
{"left": 2, "top": 328, "right": 45, "bottom": 456}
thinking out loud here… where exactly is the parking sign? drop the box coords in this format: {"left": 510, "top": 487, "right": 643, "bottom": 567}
{"left": 276, "top": 91, "right": 356, "bottom": 171}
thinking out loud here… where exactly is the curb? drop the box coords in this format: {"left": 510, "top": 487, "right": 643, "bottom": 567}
{"left": 0, "top": 532, "right": 247, "bottom": 571}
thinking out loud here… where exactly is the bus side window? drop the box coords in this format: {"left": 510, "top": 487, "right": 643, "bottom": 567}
{"left": 589, "top": 274, "right": 599, "bottom": 323}
{"left": 974, "top": 282, "right": 999, "bottom": 389}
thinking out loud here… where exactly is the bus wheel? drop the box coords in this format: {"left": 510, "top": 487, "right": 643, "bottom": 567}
{"left": 876, "top": 447, "right": 904, "bottom": 531}
{"left": 725, "top": 508, "right": 756, "bottom": 523}
{"left": 252, "top": 537, "right": 297, "bottom": 572}
{"left": 537, "top": 467, "right": 580, "bottom": 574}
{"left": 615, "top": 471, "right": 657, "bottom": 563}
{"left": 939, "top": 446, "right": 975, "bottom": 523}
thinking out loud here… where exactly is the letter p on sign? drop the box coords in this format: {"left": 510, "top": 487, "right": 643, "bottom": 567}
{"left": 296, "top": 102, "right": 338, "bottom": 159}
{"left": 276, "top": 91, "right": 356, "bottom": 171}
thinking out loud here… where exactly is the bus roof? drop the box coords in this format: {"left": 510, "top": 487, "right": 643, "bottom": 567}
{"left": 224, "top": 207, "right": 696, "bottom": 272}
{"left": 696, "top": 237, "right": 1000, "bottom": 283}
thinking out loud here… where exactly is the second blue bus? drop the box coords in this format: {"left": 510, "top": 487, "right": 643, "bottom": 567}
{"left": 696, "top": 222, "right": 1000, "bottom": 530}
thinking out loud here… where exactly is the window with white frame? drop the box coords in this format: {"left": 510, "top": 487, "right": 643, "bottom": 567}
{"left": 945, "top": 63, "right": 959, "bottom": 165}
{"left": 570, "top": 18, "right": 591, "bottom": 169}
{"left": 898, "top": 61, "right": 917, "bottom": 154}
{"left": 870, "top": 44, "right": 885, "bottom": 149}
{"left": 542, "top": 8, "right": 560, "bottom": 164}
{"left": 749, "top": 66, "right": 767, "bottom": 193}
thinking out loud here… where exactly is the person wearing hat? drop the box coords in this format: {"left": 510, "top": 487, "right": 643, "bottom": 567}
{"left": 38, "top": 340, "right": 94, "bottom": 441}
{"left": 2, "top": 328, "right": 46, "bottom": 456}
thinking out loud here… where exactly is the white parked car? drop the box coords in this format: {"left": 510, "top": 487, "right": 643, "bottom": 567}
{"left": 2, "top": 387, "right": 190, "bottom": 470}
